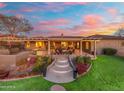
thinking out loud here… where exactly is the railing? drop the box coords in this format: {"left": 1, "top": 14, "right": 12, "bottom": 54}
{"left": 42, "top": 57, "right": 56, "bottom": 77}
{"left": 68, "top": 55, "right": 77, "bottom": 79}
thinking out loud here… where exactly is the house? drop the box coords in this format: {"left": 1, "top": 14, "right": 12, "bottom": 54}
{"left": 88, "top": 35, "right": 124, "bottom": 56}
{"left": 0, "top": 34, "right": 124, "bottom": 58}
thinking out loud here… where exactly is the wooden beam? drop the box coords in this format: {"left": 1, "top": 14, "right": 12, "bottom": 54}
{"left": 94, "top": 40, "right": 97, "bottom": 59}
{"left": 80, "top": 40, "right": 82, "bottom": 55}
{"left": 48, "top": 41, "right": 50, "bottom": 55}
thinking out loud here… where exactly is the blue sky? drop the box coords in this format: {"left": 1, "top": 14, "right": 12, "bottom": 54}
{"left": 0, "top": 2, "right": 124, "bottom": 36}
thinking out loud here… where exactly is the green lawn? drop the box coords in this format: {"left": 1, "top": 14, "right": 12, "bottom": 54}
{"left": 0, "top": 55, "right": 124, "bottom": 91}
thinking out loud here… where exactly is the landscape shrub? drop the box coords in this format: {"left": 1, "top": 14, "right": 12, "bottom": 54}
{"left": 32, "top": 56, "right": 44, "bottom": 72}
{"left": 75, "top": 56, "right": 84, "bottom": 64}
{"left": 32, "top": 56, "right": 52, "bottom": 73}
{"left": 102, "top": 48, "right": 117, "bottom": 55}
{"left": 75, "top": 56, "right": 91, "bottom": 75}
{"left": 83, "top": 56, "right": 91, "bottom": 64}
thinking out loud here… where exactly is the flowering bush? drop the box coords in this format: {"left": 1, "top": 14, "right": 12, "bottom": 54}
{"left": 75, "top": 56, "right": 91, "bottom": 75}
{"left": 27, "top": 57, "right": 36, "bottom": 67}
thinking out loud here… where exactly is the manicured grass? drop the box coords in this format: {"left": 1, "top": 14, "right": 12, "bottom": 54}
{"left": 0, "top": 55, "right": 124, "bottom": 91}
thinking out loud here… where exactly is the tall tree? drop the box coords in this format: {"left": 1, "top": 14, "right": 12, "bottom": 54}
{"left": 114, "top": 28, "right": 124, "bottom": 37}
{"left": 0, "top": 14, "right": 33, "bottom": 36}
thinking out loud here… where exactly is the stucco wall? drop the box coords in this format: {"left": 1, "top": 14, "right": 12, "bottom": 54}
{"left": 0, "top": 49, "right": 10, "bottom": 55}
{"left": 96, "top": 40, "right": 124, "bottom": 56}
{"left": 0, "top": 51, "right": 31, "bottom": 66}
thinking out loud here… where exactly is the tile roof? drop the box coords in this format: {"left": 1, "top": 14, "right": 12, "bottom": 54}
{"left": 87, "top": 34, "right": 124, "bottom": 40}
{"left": 48, "top": 36, "right": 84, "bottom": 38}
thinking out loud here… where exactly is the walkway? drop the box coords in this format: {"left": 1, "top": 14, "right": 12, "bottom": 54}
{"left": 44, "top": 55, "right": 75, "bottom": 83}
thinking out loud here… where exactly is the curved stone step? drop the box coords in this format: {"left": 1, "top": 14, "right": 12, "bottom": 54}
{"left": 52, "top": 69, "right": 72, "bottom": 74}
{"left": 55, "top": 61, "right": 69, "bottom": 65}
{"left": 46, "top": 70, "right": 73, "bottom": 79}
{"left": 53, "top": 65, "right": 72, "bottom": 71}
{"left": 55, "top": 63, "right": 69, "bottom": 68}
{"left": 56, "top": 60, "right": 68, "bottom": 63}
{"left": 44, "top": 56, "right": 74, "bottom": 83}
{"left": 45, "top": 73, "right": 74, "bottom": 83}
{"left": 48, "top": 68, "right": 73, "bottom": 76}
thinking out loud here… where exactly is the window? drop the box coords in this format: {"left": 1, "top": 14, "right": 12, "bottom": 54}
{"left": 86, "top": 42, "right": 89, "bottom": 49}
{"left": 61, "top": 42, "right": 66, "bottom": 47}
{"left": 76, "top": 42, "right": 80, "bottom": 49}
{"left": 26, "top": 41, "right": 30, "bottom": 48}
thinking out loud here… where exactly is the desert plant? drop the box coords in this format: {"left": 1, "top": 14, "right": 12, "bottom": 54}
{"left": 102, "top": 48, "right": 117, "bottom": 55}
{"left": 32, "top": 56, "right": 52, "bottom": 73}
{"left": 75, "top": 56, "right": 84, "bottom": 64}
{"left": 32, "top": 56, "right": 44, "bottom": 72}
{"left": 83, "top": 56, "right": 91, "bottom": 64}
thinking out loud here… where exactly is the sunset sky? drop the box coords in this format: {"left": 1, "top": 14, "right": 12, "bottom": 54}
{"left": 0, "top": 2, "right": 124, "bottom": 36}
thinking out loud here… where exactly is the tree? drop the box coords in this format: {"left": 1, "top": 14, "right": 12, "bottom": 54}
{"left": 0, "top": 14, "right": 33, "bottom": 36}
{"left": 114, "top": 28, "right": 124, "bottom": 37}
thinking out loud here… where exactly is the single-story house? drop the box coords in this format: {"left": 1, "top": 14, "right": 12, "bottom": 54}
{"left": 0, "top": 34, "right": 124, "bottom": 57}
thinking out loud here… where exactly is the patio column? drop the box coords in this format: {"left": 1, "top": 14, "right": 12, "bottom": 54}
{"left": 94, "top": 40, "right": 96, "bottom": 59}
{"left": 80, "top": 40, "right": 82, "bottom": 55}
{"left": 48, "top": 40, "right": 50, "bottom": 55}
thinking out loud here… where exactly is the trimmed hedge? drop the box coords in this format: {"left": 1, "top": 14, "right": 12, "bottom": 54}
{"left": 102, "top": 48, "right": 117, "bottom": 55}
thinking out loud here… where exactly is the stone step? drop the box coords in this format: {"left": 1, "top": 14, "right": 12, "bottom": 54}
{"left": 55, "top": 61, "right": 69, "bottom": 65}
{"left": 55, "top": 63, "right": 69, "bottom": 68}
{"left": 57, "top": 59, "right": 68, "bottom": 63}
{"left": 45, "top": 73, "right": 74, "bottom": 83}
{"left": 48, "top": 68, "right": 73, "bottom": 76}
{"left": 46, "top": 70, "right": 73, "bottom": 78}
{"left": 44, "top": 56, "right": 75, "bottom": 83}
{"left": 52, "top": 65, "right": 72, "bottom": 72}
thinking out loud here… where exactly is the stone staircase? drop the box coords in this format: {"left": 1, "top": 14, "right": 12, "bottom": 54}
{"left": 45, "top": 56, "right": 74, "bottom": 83}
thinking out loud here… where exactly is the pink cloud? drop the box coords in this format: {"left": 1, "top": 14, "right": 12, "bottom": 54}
{"left": 20, "top": 2, "right": 88, "bottom": 13}
{"left": 20, "top": 7, "right": 36, "bottom": 12}
{"left": 33, "top": 25, "right": 72, "bottom": 36}
{"left": 107, "top": 8, "right": 118, "bottom": 16}
{"left": 83, "top": 14, "right": 104, "bottom": 28}
{"left": 39, "top": 18, "right": 70, "bottom": 26}
{"left": 0, "top": 3, "right": 6, "bottom": 8}
{"left": 32, "top": 21, "right": 124, "bottom": 36}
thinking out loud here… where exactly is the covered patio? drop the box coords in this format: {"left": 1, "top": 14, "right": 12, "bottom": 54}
{"left": 0, "top": 36, "right": 99, "bottom": 59}
{"left": 47, "top": 36, "right": 99, "bottom": 59}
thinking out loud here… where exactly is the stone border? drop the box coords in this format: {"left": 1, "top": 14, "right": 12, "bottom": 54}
{"left": 77, "top": 62, "right": 92, "bottom": 78}
{"left": 0, "top": 74, "right": 41, "bottom": 82}
{"left": 0, "top": 62, "right": 92, "bottom": 82}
